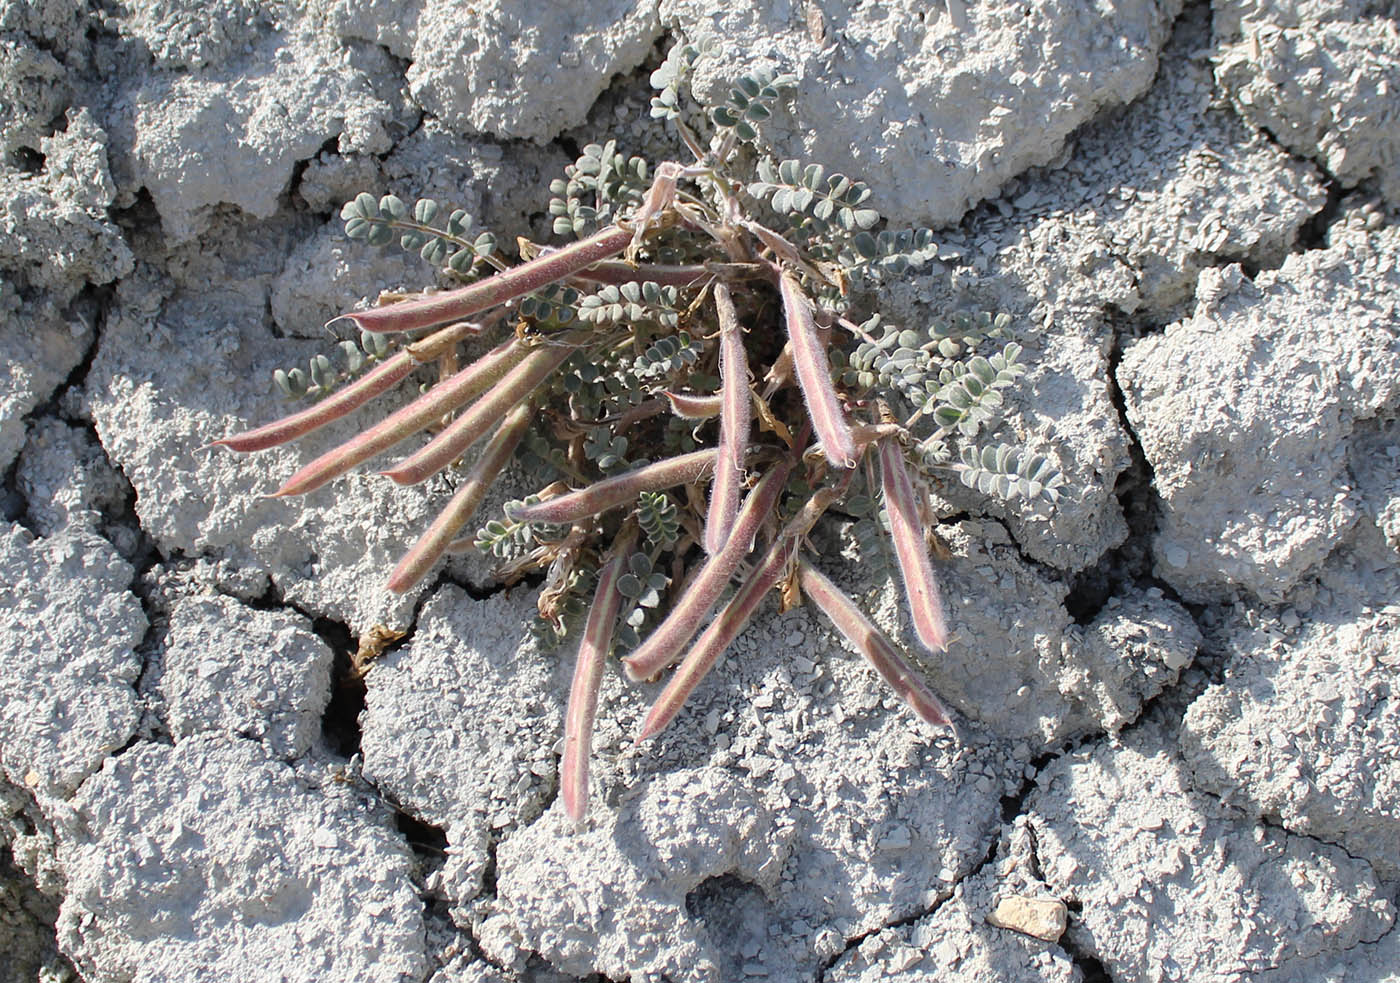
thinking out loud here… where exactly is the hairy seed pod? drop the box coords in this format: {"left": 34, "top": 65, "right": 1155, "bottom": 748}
{"left": 705, "top": 281, "right": 751, "bottom": 554}
{"left": 381, "top": 343, "right": 572, "bottom": 485}
{"left": 271, "top": 338, "right": 527, "bottom": 498}
{"left": 212, "top": 322, "right": 482, "bottom": 453}
{"left": 780, "top": 270, "right": 856, "bottom": 468}
{"left": 561, "top": 524, "right": 638, "bottom": 821}
{"left": 661, "top": 390, "right": 723, "bottom": 420}
{"left": 636, "top": 487, "right": 839, "bottom": 743}
{"left": 506, "top": 449, "right": 717, "bottom": 525}
{"left": 339, "top": 227, "right": 633, "bottom": 335}
{"left": 878, "top": 437, "right": 949, "bottom": 652}
{"left": 385, "top": 402, "right": 532, "bottom": 593}
{"left": 622, "top": 461, "right": 791, "bottom": 682}
{"left": 797, "top": 559, "right": 953, "bottom": 729}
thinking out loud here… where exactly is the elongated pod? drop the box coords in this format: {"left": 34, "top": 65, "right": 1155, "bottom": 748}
{"left": 212, "top": 322, "right": 481, "bottom": 453}
{"left": 779, "top": 271, "right": 856, "bottom": 468}
{"left": 705, "top": 281, "right": 751, "bottom": 555}
{"left": 505, "top": 450, "right": 717, "bottom": 525}
{"left": 636, "top": 487, "right": 838, "bottom": 743}
{"left": 381, "top": 343, "right": 572, "bottom": 486}
{"left": 662, "top": 390, "right": 723, "bottom": 420}
{"left": 385, "top": 402, "right": 531, "bottom": 593}
{"left": 339, "top": 226, "right": 633, "bottom": 334}
{"left": 621, "top": 461, "right": 791, "bottom": 682}
{"left": 271, "top": 337, "right": 527, "bottom": 498}
{"left": 560, "top": 525, "right": 638, "bottom": 821}
{"left": 797, "top": 559, "right": 952, "bottom": 729}
{"left": 878, "top": 438, "right": 949, "bottom": 652}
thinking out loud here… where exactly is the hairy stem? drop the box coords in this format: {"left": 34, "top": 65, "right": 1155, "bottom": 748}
{"left": 570, "top": 260, "right": 775, "bottom": 288}
{"left": 570, "top": 262, "right": 705, "bottom": 287}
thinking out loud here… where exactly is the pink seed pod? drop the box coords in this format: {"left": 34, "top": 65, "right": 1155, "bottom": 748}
{"left": 635, "top": 486, "right": 838, "bottom": 743}
{"left": 505, "top": 449, "right": 717, "bottom": 526}
{"left": 704, "top": 281, "right": 751, "bottom": 555}
{"left": 797, "top": 559, "right": 953, "bottom": 729}
{"left": 560, "top": 524, "right": 638, "bottom": 821}
{"left": 270, "top": 338, "right": 528, "bottom": 498}
{"left": 380, "top": 343, "right": 572, "bottom": 486}
{"left": 621, "top": 461, "right": 791, "bottom": 683}
{"left": 385, "top": 402, "right": 532, "bottom": 593}
{"left": 338, "top": 226, "right": 633, "bottom": 335}
{"left": 878, "top": 437, "right": 949, "bottom": 653}
{"left": 212, "top": 322, "right": 481, "bottom": 453}
{"left": 779, "top": 271, "right": 856, "bottom": 469}
{"left": 661, "top": 390, "right": 723, "bottom": 420}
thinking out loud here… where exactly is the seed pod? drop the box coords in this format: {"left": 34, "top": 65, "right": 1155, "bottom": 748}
{"left": 704, "top": 281, "right": 751, "bottom": 554}
{"left": 385, "top": 402, "right": 531, "bottom": 593}
{"left": 878, "top": 437, "right": 949, "bottom": 652}
{"left": 560, "top": 524, "right": 638, "bottom": 821}
{"left": 271, "top": 338, "right": 527, "bottom": 498}
{"left": 780, "top": 270, "right": 856, "bottom": 468}
{"left": 797, "top": 559, "right": 952, "bottom": 729}
{"left": 621, "top": 462, "right": 791, "bottom": 682}
{"left": 506, "top": 450, "right": 717, "bottom": 525}
{"left": 339, "top": 226, "right": 633, "bottom": 334}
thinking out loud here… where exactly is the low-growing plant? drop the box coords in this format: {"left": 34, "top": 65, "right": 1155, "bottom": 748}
{"left": 213, "top": 38, "right": 1064, "bottom": 820}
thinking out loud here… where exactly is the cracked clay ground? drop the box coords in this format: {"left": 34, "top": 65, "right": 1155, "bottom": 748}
{"left": 3, "top": 0, "right": 1400, "bottom": 981}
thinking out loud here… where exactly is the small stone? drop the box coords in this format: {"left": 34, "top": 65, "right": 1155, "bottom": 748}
{"left": 879, "top": 825, "right": 912, "bottom": 851}
{"left": 987, "top": 895, "right": 1069, "bottom": 942}
{"left": 889, "top": 946, "right": 924, "bottom": 972}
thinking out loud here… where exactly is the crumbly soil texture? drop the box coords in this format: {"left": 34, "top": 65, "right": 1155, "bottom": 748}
{"left": 3, "top": 1, "right": 1399, "bottom": 982}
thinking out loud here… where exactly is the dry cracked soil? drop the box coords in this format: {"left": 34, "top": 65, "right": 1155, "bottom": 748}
{"left": 2, "top": 1, "right": 1399, "bottom": 982}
